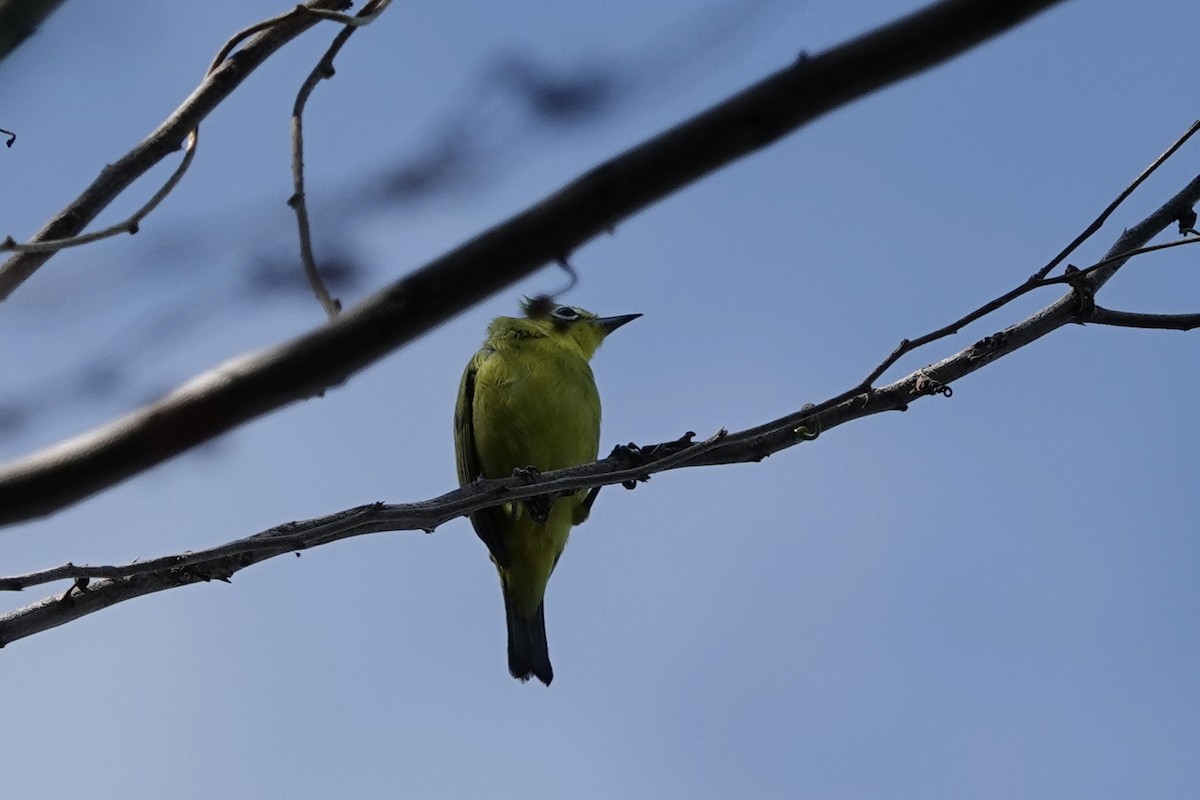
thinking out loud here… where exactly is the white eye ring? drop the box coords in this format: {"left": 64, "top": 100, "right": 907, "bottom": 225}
{"left": 551, "top": 306, "right": 580, "bottom": 321}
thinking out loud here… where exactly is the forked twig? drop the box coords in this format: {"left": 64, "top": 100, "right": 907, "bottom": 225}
{"left": 857, "top": 121, "right": 1200, "bottom": 389}
{"left": 0, "top": 0, "right": 354, "bottom": 299}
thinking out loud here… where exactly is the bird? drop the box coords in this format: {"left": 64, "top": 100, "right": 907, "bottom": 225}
{"left": 454, "top": 296, "right": 640, "bottom": 685}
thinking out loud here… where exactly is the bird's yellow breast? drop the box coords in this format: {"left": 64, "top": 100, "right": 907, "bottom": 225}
{"left": 467, "top": 336, "right": 601, "bottom": 615}
{"left": 470, "top": 339, "right": 601, "bottom": 479}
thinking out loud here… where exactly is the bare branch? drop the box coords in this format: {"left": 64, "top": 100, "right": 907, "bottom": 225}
{"left": 1031, "top": 119, "right": 1200, "bottom": 281}
{"left": 299, "top": 0, "right": 393, "bottom": 26}
{"left": 0, "top": 227, "right": 1169, "bottom": 640}
{"left": 289, "top": 0, "right": 394, "bottom": 319}
{"left": 0, "top": 130, "right": 198, "bottom": 255}
{"left": 0, "top": 431, "right": 723, "bottom": 592}
{"left": 1036, "top": 235, "right": 1200, "bottom": 290}
{"left": 1086, "top": 307, "right": 1200, "bottom": 331}
{"left": 0, "top": 0, "right": 353, "bottom": 299}
{"left": 860, "top": 121, "right": 1200, "bottom": 388}
{"left": 0, "top": 0, "right": 1069, "bottom": 526}
{"left": 3, "top": 146, "right": 1197, "bottom": 642}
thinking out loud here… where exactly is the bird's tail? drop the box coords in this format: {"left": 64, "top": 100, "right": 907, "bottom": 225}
{"left": 504, "top": 591, "right": 553, "bottom": 686}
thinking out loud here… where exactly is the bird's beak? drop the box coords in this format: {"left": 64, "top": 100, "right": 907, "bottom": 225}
{"left": 598, "top": 313, "right": 642, "bottom": 333}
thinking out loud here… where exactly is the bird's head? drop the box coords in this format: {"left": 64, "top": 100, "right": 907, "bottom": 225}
{"left": 508, "top": 295, "right": 640, "bottom": 360}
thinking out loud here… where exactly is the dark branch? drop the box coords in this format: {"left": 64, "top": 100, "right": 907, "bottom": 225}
{"left": 1031, "top": 119, "right": 1200, "bottom": 280}
{"left": 1086, "top": 307, "right": 1200, "bottom": 331}
{"left": 860, "top": 121, "right": 1200, "bottom": 388}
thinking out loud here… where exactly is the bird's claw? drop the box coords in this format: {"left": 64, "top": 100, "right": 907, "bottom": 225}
{"left": 608, "top": 433, "right": 698, "bottom": 490}
{"left": 512, "top": 465, "right": 542, "bottom": 483}
{"left": 610, "top": 430, "right": 697, "bottom": 467}
{"left": 525, "top": 495, "right": 552, "bottom": 523}
{"left": 511, "top": 466, "right": 552, "bottom": 522}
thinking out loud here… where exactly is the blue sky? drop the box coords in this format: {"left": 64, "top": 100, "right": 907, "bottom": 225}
{"left": 1, "top": 1, "right": 1198, "bottom": 798}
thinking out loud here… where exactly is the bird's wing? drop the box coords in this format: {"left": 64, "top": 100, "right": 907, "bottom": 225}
{"left": 454, "top": 349, "right": 511, "bottom": 566}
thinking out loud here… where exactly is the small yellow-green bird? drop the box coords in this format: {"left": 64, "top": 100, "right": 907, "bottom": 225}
{"left": 454, "top": 296, "right": 640, "bottom": 685}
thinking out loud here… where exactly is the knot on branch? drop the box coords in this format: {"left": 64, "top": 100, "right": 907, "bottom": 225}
{"left": 169, "top": 562, "right": 235, "bottom": 585}
{"left": 969, "top": 331, "right": 1009, "bottom": 362}
{"left": 57, "top": 577, "right": 91, "bottom": 605}
{"left": 1178, "top": 206, "right": 1198, "bottom": 236}
{"left": 1062, "top": 264, "right": 1096, "bottom": 319}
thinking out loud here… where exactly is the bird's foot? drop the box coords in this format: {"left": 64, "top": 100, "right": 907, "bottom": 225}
{"left": 608, "top": 431, "right": 697, "bottom": 489}
{"left": 525, "top": 495, "right": 552, "bottom": 523}
{"left": 512, "top": 465, "right": 552, "bottom": 523}
{"left": 512, "top": 465, "right": 542, "bottom": 483}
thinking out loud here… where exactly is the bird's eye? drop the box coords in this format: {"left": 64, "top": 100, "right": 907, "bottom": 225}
{"left": 551, "top": 306, "right": 580, "bottom": 321}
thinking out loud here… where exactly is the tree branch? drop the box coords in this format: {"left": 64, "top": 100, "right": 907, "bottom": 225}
{"left": 1, "top": 154, "right": 1196, "bottom": 645}
{"left": 289, "top": 0, "right": 394, "bottom": 319}
{"left": 0, "top": 0, "right": 1069, "bottom": 526}
{"left": 1086, "top": 307, "right": 1200, "bottom": 331}
{"left": 0, "top": 0, "right": 353, "bottom": 298}
{"left": 860, "top": 120, "right": 1200, "bottom": 387}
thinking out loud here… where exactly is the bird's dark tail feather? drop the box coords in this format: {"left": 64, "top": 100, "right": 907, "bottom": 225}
{"left": 504, "top": 592, "right": 553, "bottom": 686}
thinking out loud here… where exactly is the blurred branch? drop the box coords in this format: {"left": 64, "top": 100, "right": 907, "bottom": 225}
{"left": 0, "top": 0, "right": 353, "bottom": 298}
{"left": 0, "top": 0, "right": 65, "bottom": 64}
{"left": 0, "top": 0, "right": 1069, "bottom": 526}
{"left": 0, "top": 157, "right": 1195, "bottom": 641}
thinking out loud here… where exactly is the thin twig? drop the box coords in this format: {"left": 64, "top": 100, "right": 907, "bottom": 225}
{"left": 858, "top": 121, "right": 1200, "bottom": 388}
{"left": 0, "top": 8, "right": 335, "bottom": 260}
{"left": 289, "top": 0, "right": 393, "bottom": 318}
{"left": 1032, "top": 119, "right": 1200, "bottom": 281}
{"left": 299, "top": 0, "right": 394, "bottom": 26}
{"left": 208, "top": 5, "right": 315, "bottom": 73}
{"left": 1, "top": 130, "right": 199, "bottom": 255}
{"left": 1038, "top": 235, "right": 1200, "bottom": 289}
{"left": 0, "top": 0, "right": 353, "bottom": 300}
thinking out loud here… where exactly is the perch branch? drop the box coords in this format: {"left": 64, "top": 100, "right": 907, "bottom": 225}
{"left": 0, "top": 160, "right": 1196, "bottom": 644}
